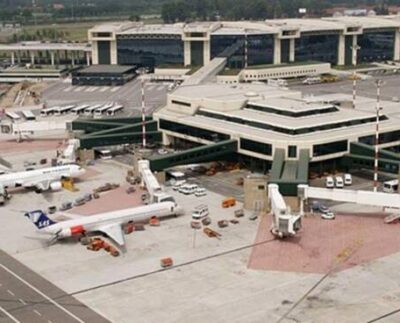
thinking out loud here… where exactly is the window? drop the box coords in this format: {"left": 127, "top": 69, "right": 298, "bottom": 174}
{"left": 288, "top": 145, "right": 297, "bottom": 158}
{"left": 159, "top": 119, "right": 229, "bottom": 142}
{"left": 171, "top": 100, "right": 191, "bottom": 107}
{"left": 240, "top": 138, "right": 272, "bottom": 155}
{"left": 359, "top": 130, "right": 400, "bottom": 145}
{"left": 313, "top": 140, "right": 348, "bottom": 157}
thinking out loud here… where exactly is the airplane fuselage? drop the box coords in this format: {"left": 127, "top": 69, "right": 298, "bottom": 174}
{"left": 43, "top": 202, "right": 178, "bottom": 237}
{"left": 0, "top": 165, "right": 84, "bottom": 189}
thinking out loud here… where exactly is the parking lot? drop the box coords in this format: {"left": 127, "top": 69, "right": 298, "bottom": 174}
{"left": 42, "top": 78, "right": 168, "bottom": 115}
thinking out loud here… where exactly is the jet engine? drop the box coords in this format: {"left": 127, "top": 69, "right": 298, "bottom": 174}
{"left": 57, "top": 225, "right": 85, "bottom": 238}
{"left": 50, "top": 181, "right": 62, "bottom": 191}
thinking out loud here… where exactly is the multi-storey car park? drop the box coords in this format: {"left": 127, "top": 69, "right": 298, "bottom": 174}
{"left": 88, "top": 16, "right": 400, "bottom": 69}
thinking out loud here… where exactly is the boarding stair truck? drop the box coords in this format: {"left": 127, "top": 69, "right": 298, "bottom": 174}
{"left": 138, "top": 160, "right": 176, "bottom": 204}
{"left": 268, "top": 184, "right": 301, "bottom": 238}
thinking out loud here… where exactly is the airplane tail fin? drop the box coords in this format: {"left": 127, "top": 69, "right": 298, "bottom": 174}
{"left": 24, "top": 210, "right": 56, "bottom": 229}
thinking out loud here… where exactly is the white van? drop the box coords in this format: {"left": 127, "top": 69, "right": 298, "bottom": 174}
{"left": 325, "top": 176, "right": 334, "bottom": 188}
{"left": 344, "top": 173, "right": 352, "bottom": 185}
{"left": 180, "top": 184, "right": 198, "bottom": 195}
{"left": 192, "top": 204, "right": 209, "bottom": 220}
{"left": 335, "top": 176, "right": 344, "bottom": 188}
{"left": 383, "top": 179, "right": 399, "bottom": 193}
{"left": 195, "top": 187, "right": 207, "bottom": 197}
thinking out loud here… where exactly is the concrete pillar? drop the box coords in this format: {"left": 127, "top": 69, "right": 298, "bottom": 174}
{"left": 394, "top": 30, "right": 400, "bottom": 61}
{"left": 337, "top": 34, "right": 345, "bottom": 66}
{"left": 273, "top": 36, "right": 281, "bottom": 65}
{"left": 203, "top": 40, "right": 210, "bottom": 65}
{"left": 184, "top": 41, "right": 191, "bottom": 66}
{"left": 86, "top": 52, "right": 91, "bottom": 65}
{"left": 11, "top": 52, "right": 15, "bottom": 65}
{"left": 50, "top": 51, "right": 55, "bottom": 66}
{"left": 110, "top": 40, "right": 117, "bottom": 64}
{"left": 352, "top": 35, "right": 358, "bottom": 66}
{"left": 30, "top": 51, "right": 35, "bottom": 65}
{"left": 71, "top": 51, "right": 75, "bottom": 66}
{"left": 17, "top": 51, "right": 21, "bottom": 63}
{"left": 289, "top": 38, "right": 295, "bottom": 62}
{"left": 91, "top": 41, "right": 99, "bottom": 65}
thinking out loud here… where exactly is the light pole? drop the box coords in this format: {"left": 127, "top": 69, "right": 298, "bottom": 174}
{"left": 138, "top": 68, "right": 147, "bottom": 149}
{"left": 374, "top": 79, "right": 383, "bottom": 192}
{"left": 350, "top": 45, "right": 360, "bottom": 109}
{"left": 244, "top": 31, "right": 248, "bottom": 69}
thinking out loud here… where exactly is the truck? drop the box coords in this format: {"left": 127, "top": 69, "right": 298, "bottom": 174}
{"left": 138, "top": 160, "right": 176, "bottom": 204}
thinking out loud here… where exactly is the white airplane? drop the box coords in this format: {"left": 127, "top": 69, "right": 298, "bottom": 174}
{"left": 25, "top": 202, "right": 182, "bottom": 248}
{"left": 0, "top": 164, "right": 85, "bottom": 193}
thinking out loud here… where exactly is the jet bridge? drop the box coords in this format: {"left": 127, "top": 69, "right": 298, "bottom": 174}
{"left": 297, "top": 185, "right": 400, "bottom": 216}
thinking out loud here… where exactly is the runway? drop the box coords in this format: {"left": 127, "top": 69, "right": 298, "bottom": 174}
{"left": 0, "top": 250, "right": 109, "bottom": 323}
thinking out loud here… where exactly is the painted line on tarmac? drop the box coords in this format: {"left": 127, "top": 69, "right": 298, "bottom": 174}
{"left": 0, "top": 305, "right": 20, "bottom": 323}
{"left": 0, "top": 264, "right": 85, "bottom": 323}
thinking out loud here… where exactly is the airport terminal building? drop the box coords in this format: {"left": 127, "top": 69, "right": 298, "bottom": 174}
{"left": 89, "top": 16, "right": 400, "bottom": 69}
{"left": 153, "top": 83, "right": 400, "bottom": 176}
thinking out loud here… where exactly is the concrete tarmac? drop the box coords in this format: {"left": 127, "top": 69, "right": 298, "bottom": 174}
{"left": 0, "top": 249, "right": 109, "bottom": 323}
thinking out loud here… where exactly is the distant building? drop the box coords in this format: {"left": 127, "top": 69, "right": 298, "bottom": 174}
{"left": 88, "top": 16, "right": 400, "bottom": 69}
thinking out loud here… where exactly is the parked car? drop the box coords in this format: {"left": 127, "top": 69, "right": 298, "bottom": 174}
{"left": 335, "top": 176, "right": 344, "bottom": 188}
{"left": 344, "top": 173, "right": 352, "bottom": 185}
{"left": 321, "top": 211, "right": 335, "bottom": 220}
{"left": 325, "top": 176, "right": 334, "bottom": 188}
{"left": 194, "top": 187, "right": 207, "bottom": 197}
{"left": 83, "top": 193, "right": 92, "bottom": 202}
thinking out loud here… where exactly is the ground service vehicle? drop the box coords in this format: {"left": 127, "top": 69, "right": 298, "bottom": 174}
{"left": 325, "top": 176, "right": 334, "bottom": 188}
{"left": 192, "top": 204, "right": 209, "bottom": 220}
{"left": 335, "top": 176, "right": 344, "bottom": 188}
{"left": 222, "top": 197, "right": 236, "bottom": 208}
{"left": 383, "top": 179, "right": 399, "bottom": 193}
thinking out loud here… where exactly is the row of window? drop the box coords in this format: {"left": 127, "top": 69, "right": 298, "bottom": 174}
{"left": 313, "top": 140, "right": 348, "bottom": 157}
{"left": 197, "top": 110, "right": 388, "bottom": 136}
{"left": 359, "top": 129, "right": 400, "bottom": 145}
{"left": 171, "top": 100, "right": 191, "bottom": 107}
{"left": 246, "top": 104, "right": 338, "bottom": 118}
{"left": 240, "top": 138, "right": 272, "bottom": 156}
{"left": 159, "top": 119, "right": 230, "bottom": 142}
{"left": 246, "top": 69, "right": 318, "bottom": 79}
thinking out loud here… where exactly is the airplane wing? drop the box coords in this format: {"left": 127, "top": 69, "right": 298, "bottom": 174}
{"left": 97, "top": 224, "right": 126, "bottom": 247}
{"left": 24, "top": 179, "right": 50, "bottom": 191}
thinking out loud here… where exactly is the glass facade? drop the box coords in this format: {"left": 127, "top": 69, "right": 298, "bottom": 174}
{"left": 240, "top": 138, "right": 272, "bottom": 155}
{"left": 247, "top": 35, "right": 274, "bottom": 66}
{"left": 359, "top": 130, "right": 400, "bottom": 145}
{"left": 313, "top": 140, "right": 348, "bottom": 157}
{"left": 98, "top": 41, "right": 111, "bottom": 65}
{"left": 159, "top": 119, "right": 230, "bottom": 142}
{"left": 117, "top": 36, "right": 183, "bottom": 67}
{"left": 281, "top": 39, "right": 290, "bottom": 63}
{"left": 190, "top": 41, "right": 204, "bottom": 66}
{"left": 211, "top": 35, "right": 245, "bottom": 69}
{"left": 295, "top": 33, "right": 339, "bottom": 64}
{"left": 357, "top": 30, "right": 395, "bottom": 63}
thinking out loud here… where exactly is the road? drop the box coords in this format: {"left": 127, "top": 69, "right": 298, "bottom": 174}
{"left": 0, "top": 250, "right": 109, "bottom": 323}
{"left": 290, "top": 74, "right": 400, "bottom": 102}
